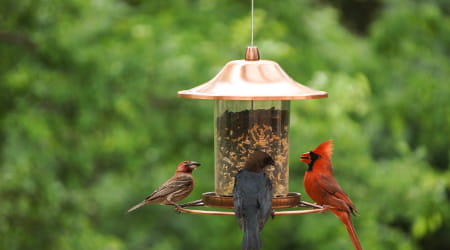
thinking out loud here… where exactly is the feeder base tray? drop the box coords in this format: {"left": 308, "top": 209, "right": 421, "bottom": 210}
{"left": 176, "top": 196, "right": 324, "bottom": 216}
{"left": 202, "top": 192, "right": 301, "bottom": 209}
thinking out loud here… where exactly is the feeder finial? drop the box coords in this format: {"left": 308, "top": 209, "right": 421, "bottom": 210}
{"left": 245, "top": 46, "right": 260, "bottom": 61}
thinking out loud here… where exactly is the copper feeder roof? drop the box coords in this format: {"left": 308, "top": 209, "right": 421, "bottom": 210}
{"left": 178, "top": 47, "right": 328, "bottom": 100}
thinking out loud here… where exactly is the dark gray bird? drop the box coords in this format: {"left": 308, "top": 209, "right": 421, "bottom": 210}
{"left": 233, "top": 151, "right": 274, "bottom": 250}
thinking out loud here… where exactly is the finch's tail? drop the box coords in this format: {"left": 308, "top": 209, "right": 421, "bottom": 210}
{"left": 333, "top": 210, "right": 363, "bottom": 250}
{"left": 127, "top": 201, "right": 147, "bottom": 213}
{"left": 242, "top": 215, "right": 261, "bottom": 250}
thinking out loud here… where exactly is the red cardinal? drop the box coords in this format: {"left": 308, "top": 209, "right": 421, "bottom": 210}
{"left": 127, "top": 160, "right": 200, "bottom": 212}
{"left": 300, "top": 140, "right": 362, "bottom": 250}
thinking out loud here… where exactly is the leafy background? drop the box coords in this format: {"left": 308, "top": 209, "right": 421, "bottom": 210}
{"left": 1, "top": 0, "right": 449, "bottom": 249}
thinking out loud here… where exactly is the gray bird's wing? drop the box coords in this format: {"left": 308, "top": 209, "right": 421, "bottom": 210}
{"left": 257, "top": 173, "right": 273, "bottom": 231}
{"left": 233, "top": 171, "right": 244, "bottom": 229}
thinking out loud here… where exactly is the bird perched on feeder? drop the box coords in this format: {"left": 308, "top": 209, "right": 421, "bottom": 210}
{"left": 233, "top": 151, "right": 274, "bottom": 250}
{"left": 127, "top": 160, "right": 201, "bottom": 213}
{"left": 299, "top": 140, "right": 362, "bottom": 250}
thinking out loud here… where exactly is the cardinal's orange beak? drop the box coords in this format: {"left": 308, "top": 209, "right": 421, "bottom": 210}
{"left": 299, "top": 152, "right": 311, "bottom": 164}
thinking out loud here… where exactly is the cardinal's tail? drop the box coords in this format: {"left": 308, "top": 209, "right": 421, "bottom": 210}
{"left": 333, "top": 210, "right": 363, "bottom": 250}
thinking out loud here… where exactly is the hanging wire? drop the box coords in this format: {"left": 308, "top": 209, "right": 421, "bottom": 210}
{"left": 251, "top": 0, "right": 254, "bottom": 46}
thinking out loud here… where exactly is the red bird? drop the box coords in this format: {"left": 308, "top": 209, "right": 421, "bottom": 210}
{"left": 300, "top": 140, "right": 362, "bottom": 250}
{"left": 127, "top": 160, "right": 200, "bottom": 212}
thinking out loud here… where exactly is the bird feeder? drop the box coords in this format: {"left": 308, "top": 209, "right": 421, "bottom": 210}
{"left": 177, "top": 47, "right": 328, "bottom": 214}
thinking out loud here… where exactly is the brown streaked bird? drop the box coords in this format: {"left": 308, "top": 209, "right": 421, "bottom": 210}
{"left": 300, "top": 140, "right": 362, "bottom": 250}
{"left": 127, "top": 160, "right": 200, "bottom": 213}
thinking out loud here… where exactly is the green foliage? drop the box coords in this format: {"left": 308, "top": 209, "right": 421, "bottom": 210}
{"left": 1, "top": 0, "right": 449, "bottom": 249}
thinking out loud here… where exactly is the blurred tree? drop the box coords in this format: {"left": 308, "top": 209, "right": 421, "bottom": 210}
{"left": 320, "top": 0, "right": 382, "bottom": 34}
{"left": 0, "top": 0, "right": 448, "bottom": 249}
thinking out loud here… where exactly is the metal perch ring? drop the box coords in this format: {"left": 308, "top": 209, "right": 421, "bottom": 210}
{"left": 175, "top": 200, "right": 326, "bottom": 216}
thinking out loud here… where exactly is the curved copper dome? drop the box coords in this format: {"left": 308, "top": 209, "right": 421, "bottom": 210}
{"left": 178, "top": 47, "right": 328, "bottom": 100}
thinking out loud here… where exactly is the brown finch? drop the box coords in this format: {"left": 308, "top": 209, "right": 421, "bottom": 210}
{"left": 127, "top": 160, "right": 201, "bottom": 212}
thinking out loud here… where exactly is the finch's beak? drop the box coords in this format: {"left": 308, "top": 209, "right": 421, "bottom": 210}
{"left": 299, "top": 152, "right": 311, "bottom": 164}
{"left": 189, "top": 161, "right": 201, "bottom": 169}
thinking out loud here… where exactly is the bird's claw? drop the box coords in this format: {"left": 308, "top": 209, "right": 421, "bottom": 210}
{"left": 321, "top": 205, "right": 335, "bottom": 213}
{"left": 173, "top": 204, "right": 183, "bottom": 214}
{"left": 299, "top": 200, "right": 323, "bottom": 209}
{"left": 271, "top": 209, "right": 276, "bottom": 219}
